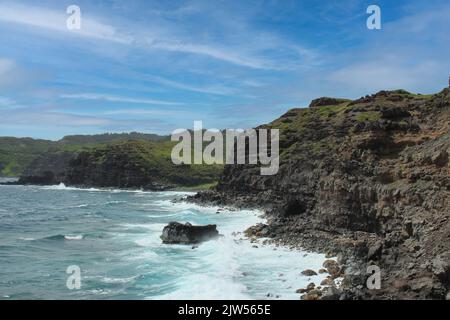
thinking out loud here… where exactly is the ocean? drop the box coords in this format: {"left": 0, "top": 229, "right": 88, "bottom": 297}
{"left": 0, "top": 181, "right": 328, "bottom": 300}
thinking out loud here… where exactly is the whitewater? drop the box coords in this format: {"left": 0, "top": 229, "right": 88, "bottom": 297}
{"left": 0, "top": 182, "right": 329, "bottom": 300}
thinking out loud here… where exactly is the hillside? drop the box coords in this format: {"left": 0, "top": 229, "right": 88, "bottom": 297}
{"left": 56, "top": 132, "right": 169, "bottom": 147}
{"left": 0, "top": 132, "right": 170, "bottom": 177}
{"left": 18, "top": 139, "right": 222, "bottom": 190}
{"left": 0, "top": 137, "right": 53, "bottom": 177}
{"left": 191, "top": 88, "right": 450, "bottom": 299}
{"left": 64, "top": 140, "right": 221, "bottom": 189}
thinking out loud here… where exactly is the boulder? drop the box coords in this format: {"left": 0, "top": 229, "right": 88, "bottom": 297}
{"left": 161, "top": 222, "right": 219, "bottom": 244}
{"left": 295, "top": 288, "right": 307, "bottom": 294}
{"left": 306, "top": 282, "right": 316, "bottom": 291}
{"left": 301, "top": 269, "right": 318, "bottom": 276}
{"left": 244, "top": 223, "right": 270, "bottom": 237}
{"left": 321, "top": 277, "right": 334, "bottom": 286}
{"left": 323, "top": 259, "right": 341, "bottom": 276}
{"left": 321, "top": 286, "right": 342, "bottom": 300}
{"left": 301, "top": 292, "right": 321, "bottom": 300}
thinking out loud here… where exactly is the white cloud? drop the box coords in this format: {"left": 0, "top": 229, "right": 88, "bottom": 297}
{"left": 0, "top": 2, "right": 130, "bottom": 44}
{"left": 0, "top": 2, "right": 315, "bottom": 70}
{"left": 0, "top": 107, "right": 175, "bottom": 133}
{"left": 103, "top": 108, "right": 191, "bottom": 117}
{"left": 145, "top": 75, "right": 237, "bottom": 95}
{"left": 0, "top": 110, "right": 111, "bottom": 126}
{"left": 148, "top": 40, "right": 272, "bottom": 70}
{"left": 329, "top": 59, "right": 446, "bottom": 94}
{"left": 60, "top": 93, "right": 184, "bottom": 106}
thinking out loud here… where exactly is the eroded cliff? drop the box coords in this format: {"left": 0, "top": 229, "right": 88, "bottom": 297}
{"left": 191, "top": 88, "right": 450, "bottom": 299}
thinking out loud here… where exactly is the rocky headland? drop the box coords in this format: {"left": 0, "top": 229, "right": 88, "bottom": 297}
{"left": 188, "top": 88, "right": 450, "bottom": 299}
{"left": 16, "top": 139, "right": 222, "bottom": 190}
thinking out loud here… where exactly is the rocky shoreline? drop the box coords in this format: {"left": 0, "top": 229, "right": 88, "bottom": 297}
{"left": 244, "top": 222, "right": 347, "bottom": 300}
{"left": 186, "top": 89, "right": 450, "bottom": 300}
{"left": 187, "top": 187, "right": 448, "bottom": 300}
{"left": 6, "top": 88, "right": 449, "bottom": 300}
{"left": 185, "top": 196, "right": 363, "bottom": 300}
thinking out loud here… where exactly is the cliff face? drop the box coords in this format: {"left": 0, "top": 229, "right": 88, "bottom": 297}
{"left": 19, "top": 140, "right": 222, "bottom": 189}
{"left": 19, "top": 151, "right": 74, "bottom": 185}
{"left": 0, "top": 132, "right": 170, "bottom": 178}
{"left": 193, "top": 89, "right": 450, "bottom": 299}
{"left": 0, "top": 137, "right": 53, "bottom": 177}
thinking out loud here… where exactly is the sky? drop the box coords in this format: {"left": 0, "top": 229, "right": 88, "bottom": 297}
{"left": 0, "top": 0, "right": 449, "bottom": 140}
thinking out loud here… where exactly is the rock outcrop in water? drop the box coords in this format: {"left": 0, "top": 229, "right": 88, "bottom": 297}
{"left": 190, "top": 88, "right": 450, "bottom": 299}
{"left": 161, "top": 222, "right": 219, "bottom": 244}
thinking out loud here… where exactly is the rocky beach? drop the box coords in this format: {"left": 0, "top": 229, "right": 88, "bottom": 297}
{"left": 188, "top": 88, "right": 450, "bottom": 300}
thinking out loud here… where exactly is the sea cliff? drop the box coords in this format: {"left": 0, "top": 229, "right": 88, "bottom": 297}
{"left": 189, "top": 88, "right": 450, "bottom": 299}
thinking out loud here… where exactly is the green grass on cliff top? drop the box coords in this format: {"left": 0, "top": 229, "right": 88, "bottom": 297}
{"left": 1, "top": 88, "right": 447, "bottom": 177}
{"left": 77, "top": 140, "right": 223, "bottom": 187}
{"left": 0, "top": 133, "right": 170, "bottom": 177}
{"left": 0, "top": 137, "right": 53, "bottom": 177}
{"left": 266, "top": 88, "right": 448, "bottom": 158}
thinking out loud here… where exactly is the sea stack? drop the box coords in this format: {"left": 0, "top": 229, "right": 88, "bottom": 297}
{"left": 161, "top": 222, "right": 219, "bottom": 244}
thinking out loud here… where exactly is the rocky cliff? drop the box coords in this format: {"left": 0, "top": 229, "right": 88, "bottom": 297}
{"left": 0, "top": 132, "right": 170, "bottom": 178}
{"left": 191, "top": 88, "right": 450, "bottom": 299}
{"left": 0, "top": 137, "right": 53, "bottom": 177}
{"left": 19, "top": 140, "right": 222, "bottom": 190}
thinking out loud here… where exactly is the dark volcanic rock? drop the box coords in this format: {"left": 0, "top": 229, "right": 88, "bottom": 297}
{"left": 18, "top": 152, "right": 74, "bottom": 185}
{"left": 161, "top": 222, "right": 219, "bottom": 244}
{"left": 18, "top": 140, "right": 221, "bottom": 189}
{"left": 309, "top": 97, "right": 350, "bottom": 108}
{"left": 301, "top": 269, "right": 318, "bottom": 276}
{"left": 189, "top": 88, "right": 450, "bottom": 299}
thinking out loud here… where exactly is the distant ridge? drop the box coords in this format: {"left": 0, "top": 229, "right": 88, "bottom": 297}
{"left": 0, "top": 132, "right": 169, "bottom": 177}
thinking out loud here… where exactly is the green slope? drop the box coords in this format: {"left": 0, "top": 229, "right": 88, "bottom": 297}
{"left": 0, "top": 137, "right": 53, "bottom": 177}
{"left": 0, "top": 133, "right": 170, "bottom": 177}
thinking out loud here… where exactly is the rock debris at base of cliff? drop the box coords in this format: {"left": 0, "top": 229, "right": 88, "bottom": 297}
{"left": 189, "top": 88, "right": 450, "bottom": 300}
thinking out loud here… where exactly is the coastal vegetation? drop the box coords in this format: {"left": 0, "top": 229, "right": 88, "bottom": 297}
{"left": 1, "top": 133, "right": 222, "bottom": 190}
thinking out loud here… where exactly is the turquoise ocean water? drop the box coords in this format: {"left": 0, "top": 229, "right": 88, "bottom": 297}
{"left": 0, "top": 181, "right": 328, "bottom": 300}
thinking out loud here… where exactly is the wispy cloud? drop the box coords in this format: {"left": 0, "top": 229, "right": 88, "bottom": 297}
{"left": 103, "top": 108, "right": 191, "bottom": 117}
{"left": 60, "top": 93, "right": 184, "bottom": 106}
{"left": 147, "top": 40, "right": 273, "bottom": 70}
{"left": 0, "top": 109, "right": 111, "bottom": 126}
{"left": 0, "top": 107, "right": 175, "bottom": 133}
{"left": 1, "top": 0, "right": 449, "bottom": 139}
{"left": 145, "top": 75, "right": 237, "bottom": 95}
{"left": 0, "top": 2, "right": 130, "bottom": 44}
{"left": 0, "top": 2, "right": 314, "bottom": 70}
{"left": 329, "top": 59, "right": 444, "bottom": 93}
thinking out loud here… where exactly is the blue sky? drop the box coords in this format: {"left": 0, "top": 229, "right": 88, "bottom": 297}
{"left": 0, "top": 0, "right": 449, "bottom": 140}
